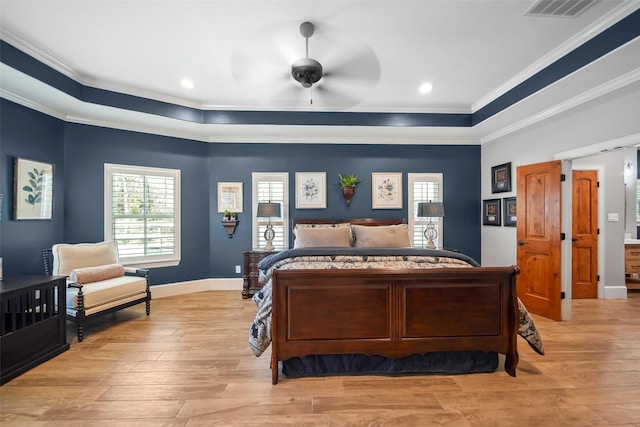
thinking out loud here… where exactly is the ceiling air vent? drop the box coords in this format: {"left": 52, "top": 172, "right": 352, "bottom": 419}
{"left": 524, "top": 0, "right": 598, "bottom": 17}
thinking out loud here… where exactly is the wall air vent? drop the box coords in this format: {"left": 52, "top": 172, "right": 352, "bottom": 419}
{"left": 524, "top": 0, "right": 598, "bottom": 17}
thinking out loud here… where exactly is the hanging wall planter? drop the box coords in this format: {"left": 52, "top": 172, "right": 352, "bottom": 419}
{"left": 221, "top": 220, "right": 238, "bottom": 238}
{"left": 221, "top": 211, "right": 239, "bottom": 238}
{"left": 338, "top": 173, "right": 361, "bottom": 207}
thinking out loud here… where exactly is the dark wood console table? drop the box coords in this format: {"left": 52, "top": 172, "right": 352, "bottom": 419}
{"left": 1, "top": 275, "right": 69, "bottom": 384}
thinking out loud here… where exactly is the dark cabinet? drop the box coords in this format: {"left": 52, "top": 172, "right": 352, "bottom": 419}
{"left": 1, "top": 276, "right": 69, "bottom": 384}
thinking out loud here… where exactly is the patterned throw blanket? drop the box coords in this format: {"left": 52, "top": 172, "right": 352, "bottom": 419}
{"left": 249, "top": 248, "right": 545, "bottom": 358}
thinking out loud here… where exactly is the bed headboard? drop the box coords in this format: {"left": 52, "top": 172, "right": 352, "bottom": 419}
{"left": 291, "top": 218, "right": 405, "bottom": 228}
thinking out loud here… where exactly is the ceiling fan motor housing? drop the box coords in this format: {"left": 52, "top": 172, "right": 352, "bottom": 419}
{"left": 291, "top": 57, "right": 323, "bottom": 88}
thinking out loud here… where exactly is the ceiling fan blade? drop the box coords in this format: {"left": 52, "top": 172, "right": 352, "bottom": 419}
{"left": 323, "top": 44, "right": 381, "bottom": 85}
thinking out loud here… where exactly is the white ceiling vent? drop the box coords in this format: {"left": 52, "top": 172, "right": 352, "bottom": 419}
{"left": 524, "top": 0, "right": 598, "bottom": 17}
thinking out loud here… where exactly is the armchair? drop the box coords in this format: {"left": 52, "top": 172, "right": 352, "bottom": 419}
{"left": 43, "top": 241, "right": 151, "bottom": 342}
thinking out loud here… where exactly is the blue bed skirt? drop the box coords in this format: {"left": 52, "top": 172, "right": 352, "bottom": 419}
{"left": 281, "top": 351, "right": 499, "bottom": 378}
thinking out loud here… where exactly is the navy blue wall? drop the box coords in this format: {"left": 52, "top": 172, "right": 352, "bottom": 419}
{"left": 209, "top": 143, "right": 482, "bottom": 272}
{"left": 63, "top": 123, "right": 212, "bottom": 284}
{"left": 1, "top": 99, "right": 482, "bottom": 284}
{"left": 1, "top": 100, "right": 66, "bottom": 274}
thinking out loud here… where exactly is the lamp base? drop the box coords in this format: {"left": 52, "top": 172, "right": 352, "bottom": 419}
{"left": 424, "top": 221, "right": 438, "bottom": 250}
{"left": 264, "top": 223, "right": 275, "bottom": 251}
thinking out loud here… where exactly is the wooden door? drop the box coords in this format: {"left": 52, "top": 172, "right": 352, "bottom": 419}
{"left": 572, "top": 170, "right": 598, "bottom": 298}
{"left": 516, "top": 160, "right": 562, "bottom": 320}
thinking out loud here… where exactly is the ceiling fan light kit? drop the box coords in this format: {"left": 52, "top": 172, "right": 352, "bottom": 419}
{"left": 291, "top": 58, "right": 323, "bottom": 88}
{"left": 291, "top": 22, "right": 324, "bottom": 88}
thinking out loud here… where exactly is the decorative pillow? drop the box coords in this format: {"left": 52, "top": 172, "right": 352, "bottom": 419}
{"left": 293, "top": 225, "right": 352, "bottom": 248}
{"left": 70, "top": 263, "right": 125, "bottom": 284}
{"left": 352, "top": 224, "right": 411, "bottom": 248}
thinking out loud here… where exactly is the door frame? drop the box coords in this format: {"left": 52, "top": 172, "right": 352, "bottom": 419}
{"left": 571, "top": 164, "right": 605, "bottom": 299}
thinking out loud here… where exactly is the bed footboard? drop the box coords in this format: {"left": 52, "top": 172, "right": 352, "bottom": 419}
{"left": 271, "top": 266, "right": 520, "bottom": 384}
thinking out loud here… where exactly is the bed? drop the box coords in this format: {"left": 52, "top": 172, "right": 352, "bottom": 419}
{"left": 249, "top": 218, "right": 544, "bottom": 384}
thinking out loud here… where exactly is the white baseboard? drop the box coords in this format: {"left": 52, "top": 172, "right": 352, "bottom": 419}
{"left": 151, "top": 278, "right": 243, "bottom": 299}
{"left": 603, "top": 285, "right": 628, "bottom": 300}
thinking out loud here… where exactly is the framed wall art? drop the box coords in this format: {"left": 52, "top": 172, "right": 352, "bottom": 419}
{"left": 295, "top": 172, "right": 326, "bottom": 209}
{"left": 491, "top": 162, "right": 512, "bottom": 193}
{"left": 482, "top": 198, "right": 501, "bottom": 226}
{"left": 217, "top": 182, "right": 243, "bottom": 213}
{"left": 503, "top": 197, "right": 517, "bottom": 227}
{"left": 14, "top": 157, "right": 54, "bottom": 220}
{"left": 372, "top": 172, "right": 402, "bottom": 209}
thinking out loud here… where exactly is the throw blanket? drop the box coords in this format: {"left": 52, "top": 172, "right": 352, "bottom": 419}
{"left": 249, "top": 248, "right": 545, "bottom": 358}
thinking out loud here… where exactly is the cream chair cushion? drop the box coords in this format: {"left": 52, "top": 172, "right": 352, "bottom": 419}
{"left": 66, "top": 275, "right": 147, "bottom": 315}
{"left": 52, "top": 241, "right": 119, "bottom": 276}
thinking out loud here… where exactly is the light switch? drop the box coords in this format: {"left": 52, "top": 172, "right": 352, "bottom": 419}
{"left": 235, "top": 265, "right": 241, "bottom": 274}
{"left": 607, "top": 213, "right": 619, "bottom": 222}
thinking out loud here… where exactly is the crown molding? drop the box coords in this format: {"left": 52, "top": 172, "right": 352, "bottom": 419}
{"left": 0, "top": 87, "right": 67, "bottom": 121}
{"left": 472, "top": 1, "right": 640, "bottom": 112}
{"left": 481, "top": 67, "right": 640, "bottom": 144}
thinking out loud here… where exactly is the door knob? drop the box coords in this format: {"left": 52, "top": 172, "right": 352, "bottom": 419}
{"left": 517, "top": 240, "right": 524, "bottom": 246}
{"left": 572, "top": 237, "right": 578, "bottom": 242}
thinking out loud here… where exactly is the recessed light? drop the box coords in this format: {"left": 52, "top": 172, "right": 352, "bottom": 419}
{"left": 419, "top": 82, "right": 433, "bottom": 94}
{"left": 180, "top": 78, "right": 195, "bottom": 89}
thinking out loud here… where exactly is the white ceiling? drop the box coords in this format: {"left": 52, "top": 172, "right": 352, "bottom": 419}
{"left": 1, "top": 0, "right": 639, "bottom": 144}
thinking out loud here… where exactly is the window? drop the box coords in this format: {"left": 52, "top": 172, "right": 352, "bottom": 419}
{"left": 104, "top": 163, "right": 181, "bottom": 268}
{"left": 408, "top": 173, "right": 443, "bottom": 248}
{"left": 252, "top": 172, "right": 289, "bottom": 250}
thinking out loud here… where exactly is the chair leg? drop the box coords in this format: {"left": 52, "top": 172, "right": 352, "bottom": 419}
{"left": 77, "top": 321, "right": 84, "bottom": 342}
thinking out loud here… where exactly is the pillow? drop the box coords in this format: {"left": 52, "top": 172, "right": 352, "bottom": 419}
{"left": 352, "top": 224, "right": 411, "bottom": 248}
{"left": 70, "top": 263, "right": 125, "bottom": 284}
{"left": 293, "top": 225, "right": 352, "bottom": 248}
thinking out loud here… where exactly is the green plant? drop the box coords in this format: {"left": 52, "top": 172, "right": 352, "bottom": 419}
{"left": 338, "top": 173, "right": 361, "bottom": 189}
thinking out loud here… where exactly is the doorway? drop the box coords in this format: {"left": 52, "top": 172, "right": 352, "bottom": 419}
{"left": 572, "top": 170, "right": 598, "bottom": 299}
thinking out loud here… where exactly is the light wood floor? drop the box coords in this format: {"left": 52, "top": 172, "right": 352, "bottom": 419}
{"left": 2, "top": 291, "right": 640, "bottom": 426}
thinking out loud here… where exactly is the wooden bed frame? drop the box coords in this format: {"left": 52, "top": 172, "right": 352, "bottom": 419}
{"left": 269, "top": 218, "right": 520, "bottom": 384}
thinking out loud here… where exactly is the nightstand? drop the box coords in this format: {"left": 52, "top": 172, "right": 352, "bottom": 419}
{"left": 242, "top": 250, "right": 276, "bottom": 298}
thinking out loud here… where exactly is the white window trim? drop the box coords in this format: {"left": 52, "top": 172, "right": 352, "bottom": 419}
{"left": 408, "top": 173, "right": 444, "bottom": 248}
{"left": 252, "top": 172, "right": 289, "bottom": 250}
{"left": 104, "top": 163, "right": 181, "bottom": 268}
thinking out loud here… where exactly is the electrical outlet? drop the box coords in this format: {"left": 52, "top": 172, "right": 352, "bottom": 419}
{"left": 235, "top": 265, "right": 241, "bottom": 274}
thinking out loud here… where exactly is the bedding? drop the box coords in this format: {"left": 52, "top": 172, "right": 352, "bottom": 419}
{"left": 249, "top": 247, "right": 545, "bottom": 359}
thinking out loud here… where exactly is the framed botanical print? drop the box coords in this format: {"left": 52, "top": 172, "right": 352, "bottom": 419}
{"left": 372, "top": 172, "right": 402, "bottom": 209}
{"left": 503, "top": 197, "right": 517, "bottom": 227}
{"left": 14, "top": 157, "right": 54, "bottom": 220}
{"left": 491, "top": 162, "right": 512, "bottom": 193}
{"left": 217, "top": 182, "right": 243, "bottom": 213}
{"left": 295, "top": 172, "right": 326, "bottom": 209}
{"left": 482, "top": 198, "right": 501, "bottom": 226}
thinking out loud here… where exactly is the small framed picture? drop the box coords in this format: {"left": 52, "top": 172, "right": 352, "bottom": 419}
{"left": 483, "top": 198, "right": 501, "bottom": 226}
{"left": 14, "top": 157, "right": 54, "bottom": 220}
{"left": 217, "top": 182, "right": 243, "bottom": 213}
{"left": 491, "top": 162, "right": 512, "bottom": 193}
{"left": 295, "top": 172, "right": 326, "bottom": 209}
{"left": 372, "top": 172, "right": 402, "bottom": 209}
{"left": 503, "top": 197, "right": 517, "bottom": 227}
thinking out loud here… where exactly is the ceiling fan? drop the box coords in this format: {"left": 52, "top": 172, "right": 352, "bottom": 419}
{"left": 230, "top": 20, "right": 381, "bottom": 108}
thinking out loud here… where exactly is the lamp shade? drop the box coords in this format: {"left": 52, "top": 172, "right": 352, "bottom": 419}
{"left": 417, "top": 201, "right": 445, "bottom": 218}
{"left": 257, "top": 202, "right": 281, "bottom": 218}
